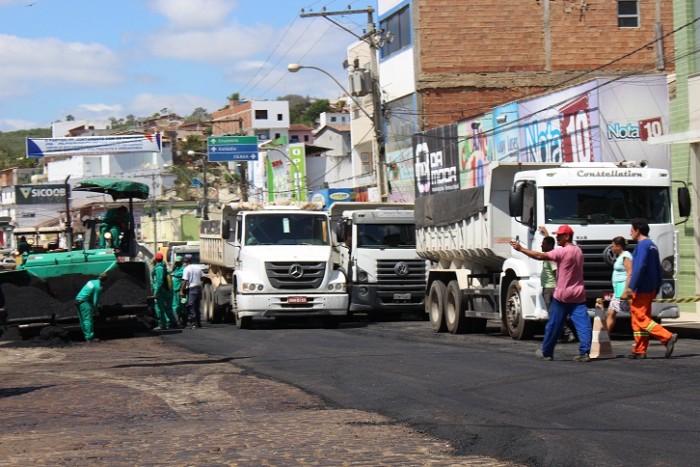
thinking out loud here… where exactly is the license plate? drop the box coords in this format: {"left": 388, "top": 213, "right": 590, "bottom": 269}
{"left": 287, "top": 296, "right": 308, "bottom": 304}
{"left": 393, "top": 293, "right": 411, "bottom": 300}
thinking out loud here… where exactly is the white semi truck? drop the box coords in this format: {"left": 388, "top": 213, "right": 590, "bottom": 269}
{"left": 329, "top": 203, "right": 429, "bottom": 316}
{"left": 199, "top": 201, "right": 348, "bottom": 328}
{"left": 417, "top": 161, "right": 690, "bottom": 339}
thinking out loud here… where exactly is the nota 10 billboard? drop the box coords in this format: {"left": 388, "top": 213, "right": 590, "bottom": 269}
{"left": 413, "top": 75, "right": 671, "bottom": 197}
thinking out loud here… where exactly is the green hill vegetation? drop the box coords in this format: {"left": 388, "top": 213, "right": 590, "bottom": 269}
{"left": 0, "top": 128, "right": 51, "bottom": 170}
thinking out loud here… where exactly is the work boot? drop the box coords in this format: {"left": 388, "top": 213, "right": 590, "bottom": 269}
{"left": 535, "top": 349, "right": 553, "bottom": 361}
{"left": 626, "top": 353, "right": 647, "bottom": 359}
{"left": 665, "top": 333, "right": 678, "bottom": 358}
{"left": 573, "top": 353, "right": 590, "bottom": 362}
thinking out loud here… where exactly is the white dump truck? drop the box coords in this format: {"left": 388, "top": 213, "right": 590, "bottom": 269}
{"left": 417, "top": 161, "right": 690, "bottom": 339}
{"left": 329, "top": 202, "right": 429, "bottom": 316}
{"left": 199, "top": 201, "right": 348, "bottom": 328}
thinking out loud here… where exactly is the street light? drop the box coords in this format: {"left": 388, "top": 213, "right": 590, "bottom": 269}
{"left": 287, "top": 62, "right": 388, "bottom": 201}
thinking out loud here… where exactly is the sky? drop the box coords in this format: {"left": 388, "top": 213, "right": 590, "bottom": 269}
{"left": 0, "top": 0, "right": 378, "bottom": 131}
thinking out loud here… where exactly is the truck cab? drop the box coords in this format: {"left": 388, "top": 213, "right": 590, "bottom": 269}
{"left": 330, "top": 203, "right": 428, "bottom": 316}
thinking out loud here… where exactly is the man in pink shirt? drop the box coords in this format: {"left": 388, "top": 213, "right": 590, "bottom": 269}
{"left": 510, "top": 225, "right": 592, "bottom": 361}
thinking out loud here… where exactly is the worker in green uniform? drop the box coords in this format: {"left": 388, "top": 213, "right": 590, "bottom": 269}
{"left": 170, "top": 255, "right": 187, "bottom": 326}
{"left": 99, "top": 206, "right": 131, "bottom": 249}
{"left": 151, "top": 252, "right": 178, "bottom": 330}
{"left": 74, "top": 273, "right": 108, "bottom": 342}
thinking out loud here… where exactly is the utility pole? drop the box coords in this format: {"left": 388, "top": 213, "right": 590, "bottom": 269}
{"left": 63, "top": 175, "right": 73, "bottom": 251}
{"left": 202, "top": 159, "right": 209, "bottom": 220}
{"left": 300, "top": 6, "right": 388, "bottom": 201}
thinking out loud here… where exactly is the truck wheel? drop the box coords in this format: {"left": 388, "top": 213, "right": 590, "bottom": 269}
{"left": 445, "top": 280, "right": 467, "bottom": 334}
{"left": 504, "top": 281, "right": 535, "bottom": 340}
{"left": 235, "top": 312, "right": 251, "bottom": 329}
{"left": 427, "top": 281, "right": 447, "bottom": 333}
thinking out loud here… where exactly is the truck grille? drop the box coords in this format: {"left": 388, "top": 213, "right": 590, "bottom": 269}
{"left": 578, "top": 240, "right": 636, "bottom": 307}
{"left": 376, "top": 259, "right": 427, "bottom": 303}
{"left": 265, "top": 262, "right": 325, "bottom": 290}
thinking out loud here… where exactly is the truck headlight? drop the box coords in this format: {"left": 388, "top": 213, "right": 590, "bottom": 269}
{"left": 661, "top": 257, "right": 673, "bottom": 276}
{"left": 661, "top": 281, "right": 674, "bottom": 298}
{"left": 357, "top": 268, "right": 368, "bottom": 283}
{"left": 242, "top": 283, "right": 264, "bottom": 292}
{"left": 327, "top": 283, "right": 346, "bottom": 292}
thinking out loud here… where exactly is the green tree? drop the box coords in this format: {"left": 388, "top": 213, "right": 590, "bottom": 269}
{"left": 300, "top": 99, "right": 330, "bottom": 126}
{"left": 186, "top": 107, "right": 211, "bottom": 123}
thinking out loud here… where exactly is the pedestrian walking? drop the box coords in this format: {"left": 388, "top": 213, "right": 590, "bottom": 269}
{"left": 606, "top": 236, "right": 632, "bottom": 334}
{"left": 151, "top": 252, "right": 178, "bottom": 330}
{"left": 621, "top": 219, "right": 678, "bottom": 359}
{"left": 74, "top": 273, "right": 108, "bottom": 342}
{"left": 170, "top": 255, "right": 187, "bottom": 326}
{"left": 511, "top": 225, "right": 592, "bottom": 361}
{"left": 539, "top": 226, "right": 576, "bottom": 343}
{"left": 181, "top": 254, "right": 204, "bottom": 329}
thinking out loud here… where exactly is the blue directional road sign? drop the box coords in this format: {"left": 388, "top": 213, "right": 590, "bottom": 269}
{"left": 207, "top": 136, "right": 259, "bottom": 162}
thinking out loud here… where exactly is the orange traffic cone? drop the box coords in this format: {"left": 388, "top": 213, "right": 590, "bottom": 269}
{"left": 590, "top": 298, "right": 614, "bottom": 359}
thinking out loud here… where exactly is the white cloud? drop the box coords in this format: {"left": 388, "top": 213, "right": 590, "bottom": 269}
{"left": 148, "top": 25, "right": 270, "bottom": 62}
{"left": 0, "top": 118, "right": 39, "bottom": 132}
{"left": 77, "top": 103, "right": 123, "bottom": 114}
{"left": 127, "top": 93, "right": 222, "bottom": 117}
{"left": 148, "top": 0, "right": 236, "bottom": 30}
{"left": 0, "top": 34, "right": 123, "bottom": 91}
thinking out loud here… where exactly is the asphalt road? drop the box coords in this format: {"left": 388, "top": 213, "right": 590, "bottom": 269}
{"left": 164, "top": 316, "right": 700, "bottom": 466}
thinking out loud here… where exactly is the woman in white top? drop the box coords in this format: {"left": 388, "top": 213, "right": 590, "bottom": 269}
{"left": 607, "top": 236, "right": 633, "bottom": 333}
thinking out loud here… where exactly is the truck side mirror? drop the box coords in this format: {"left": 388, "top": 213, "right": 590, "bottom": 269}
{"left": 677, "top": 186, "right": 691, "bottom": 218}
{"left": 509, "top": 182, "right": 524, "bottom": 217}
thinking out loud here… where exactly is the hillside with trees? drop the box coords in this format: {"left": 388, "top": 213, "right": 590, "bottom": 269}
{"left": 0, "top": 128, "right": 51, "bottom": 170}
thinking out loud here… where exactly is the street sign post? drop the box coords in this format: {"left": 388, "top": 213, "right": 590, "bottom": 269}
{"left": 207, "top": 136, "right": 259, "bottom": 162}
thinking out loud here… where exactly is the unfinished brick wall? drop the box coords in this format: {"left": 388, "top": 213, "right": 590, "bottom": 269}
{"left": 415, "top": 0, "right": 674, "bottom": 129}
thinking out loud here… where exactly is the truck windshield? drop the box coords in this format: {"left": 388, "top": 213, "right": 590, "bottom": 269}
{"left": 245, "top": 214, "right": 329, "bottom": 246}
{"left": 357, "top": 224, "right": 416, "bottom": 248}
{"left": 544, "top": 186, "right": 671, "bottom": 225}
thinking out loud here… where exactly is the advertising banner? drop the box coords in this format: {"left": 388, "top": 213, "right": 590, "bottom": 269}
{"left": 598, "top": 75, "right": 670, "bottom": 170}
{"left": 386, "top": 147, "right": 416, "bottom": 203}
{"left": 458, "top": 114, "right": 492, "bottom": 189}
{"left": 518, "top": 80, "right": 600, "bottom": 163}
{"left": 26, "top": 134, "right": 162, "bottom": 158}
{"left": 15, "top": 184, "right": 67, "bottom": 205}
{"left": 492, "top": 103, "right": 520, "bottom": 162}
{"left": 265, "top": 144, "right": 307, "bottom": 202}
{"left": 413, "top": 123, "right": 459, "bottom": 197}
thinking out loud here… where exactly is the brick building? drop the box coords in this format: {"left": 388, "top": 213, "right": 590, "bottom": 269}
{"left": 405, "top": 0, "right": 675, "bottom": 129}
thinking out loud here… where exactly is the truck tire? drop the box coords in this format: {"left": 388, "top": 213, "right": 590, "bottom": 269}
{"left": 504, "top": 280, "right": 536, "bottom": 340}
{"left": 427, "top": 280, "right": 447, "bottom": 333}
{"left": 445, "top": 280, "right": 467, "bottom": 334}
{"left": 235, "top": 312, "right": 251, "bottom": 329}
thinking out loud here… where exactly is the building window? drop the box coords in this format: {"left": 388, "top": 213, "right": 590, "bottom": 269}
{"left": 257, "top": 133, "right": 269, "bottom": 140}
{"left": 360, "top": 152, "right": 372, "bottom": 174}
{"left": 617, "top": 1, "right": 639, "bottom": 28}
{"left": 304, "top": 135, "right": 309, "bottom": 142}
{"left": 255, "top": 109, "right": 268, "bottom": 120}
{"left": 291, "top": 135, "right": 299, "bottom": 143}
{"left": 277, "top": 114, "right": 283, "bottom": 121}
{"left": 380, "top": 5, "right": 411, "bottom": 59}
{"left": 274, "top": 133, "right": 281, "bottom": 139}
{"left": 331, "top": 116, "right": 337, "bottom": 122}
